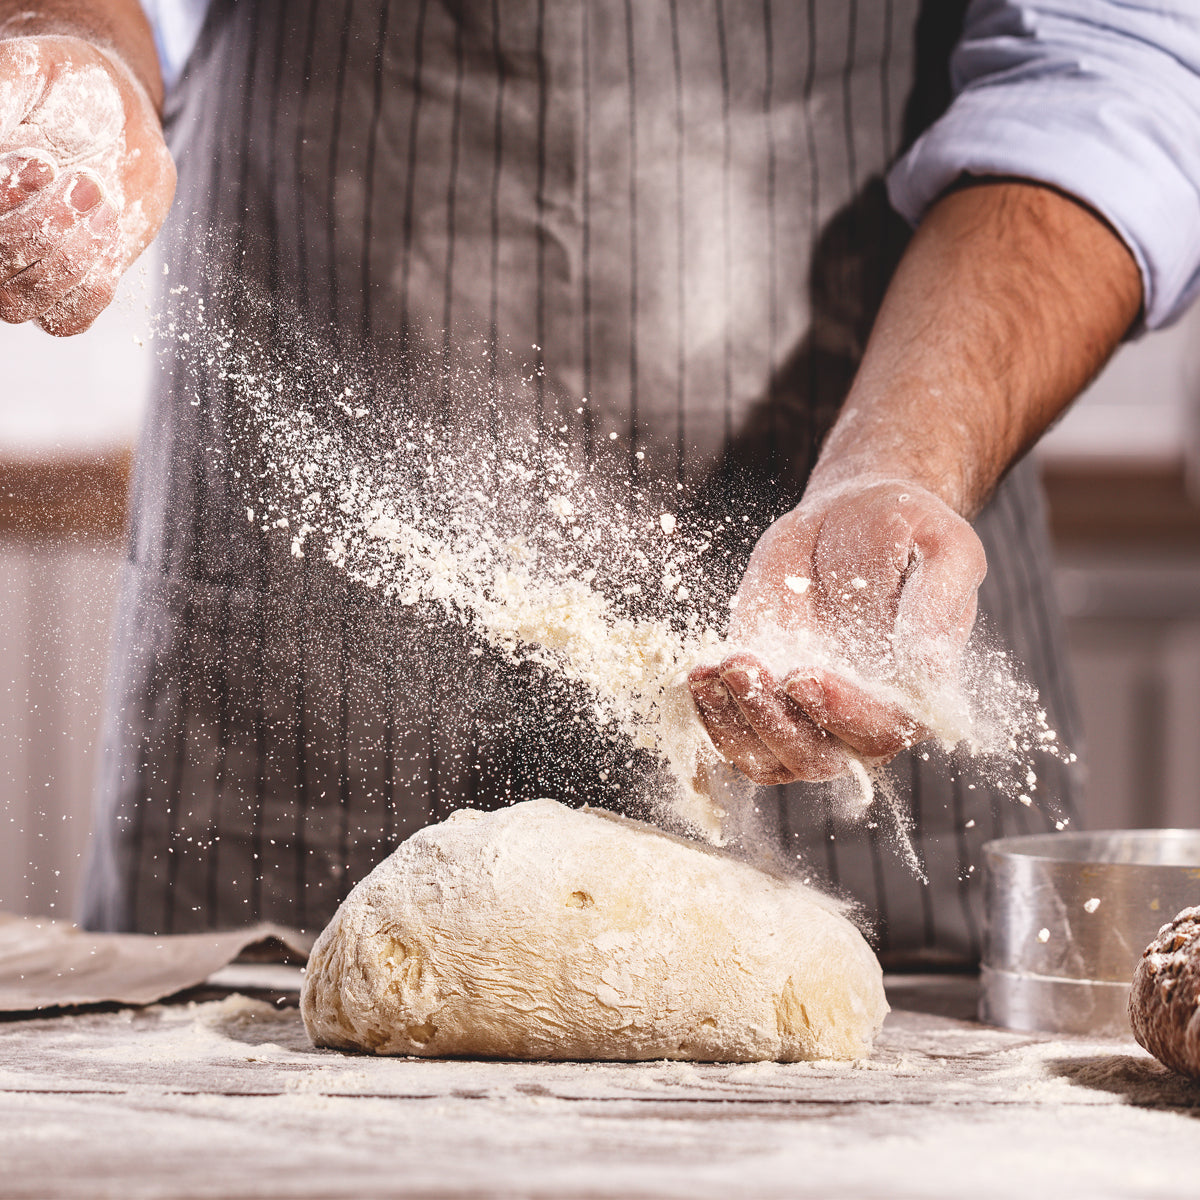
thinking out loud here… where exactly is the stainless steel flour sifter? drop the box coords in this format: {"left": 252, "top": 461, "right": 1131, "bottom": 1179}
{"left": 981, "top": 830, "right": 1200, "bottom": 1035}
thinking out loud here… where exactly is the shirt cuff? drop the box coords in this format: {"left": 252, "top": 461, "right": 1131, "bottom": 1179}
{"left": 888, "top": 85, "right": 1200, "bottom": 332}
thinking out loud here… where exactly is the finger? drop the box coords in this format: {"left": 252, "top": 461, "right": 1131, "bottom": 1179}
{"left": 0, "top": 169, "right": 106, "bottom": 282}
{"left": 717, "top": 654, "right": 850, "bottom": 782}
{"left": 35, "top": 249, "right": 120, "bottom": 335}
{"left": 687, "top": 664, "right": 792, "bottom": 786}
{"left": 784, "top": 668, "right": 925, "bottom": 760}
{"left": 0, "top": 151, "right": 57, "bottom": 214}
{"left": 0, "top": 199, "right": 116, "bottom": 323}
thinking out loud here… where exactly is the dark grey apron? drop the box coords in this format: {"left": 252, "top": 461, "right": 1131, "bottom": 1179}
{"left": 83, "top": 0, "right": 1081, "bottom": 966}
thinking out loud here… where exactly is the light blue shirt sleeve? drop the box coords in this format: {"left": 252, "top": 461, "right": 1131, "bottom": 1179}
{"left": 888, "top": 1, "right": 1200, "bottom": 330}
{"left": 139, "top": 0, "right": 212, "bottom": 92}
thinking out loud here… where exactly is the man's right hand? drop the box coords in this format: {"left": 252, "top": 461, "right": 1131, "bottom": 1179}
{"left": 688, "top": 480, "right": 986, "bottom": 785}
{"left": 0, "top": 34, "right": 175, "bottom": 335}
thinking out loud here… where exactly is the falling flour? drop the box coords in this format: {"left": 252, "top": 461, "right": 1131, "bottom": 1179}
{"left": 152, "top": 297, "right": 1075, "bottom": 868}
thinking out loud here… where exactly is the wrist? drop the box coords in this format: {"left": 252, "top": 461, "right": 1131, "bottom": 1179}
{"left": 805, "top": 415, "right": 984, "bottom": 518}
{"left": 807, "top": 181, "right": 1142, "bottom": 522}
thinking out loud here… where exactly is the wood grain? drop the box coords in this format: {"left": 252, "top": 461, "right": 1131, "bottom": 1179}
{"left": 2, "top": 977, "right": 1199, "bottom": 1199}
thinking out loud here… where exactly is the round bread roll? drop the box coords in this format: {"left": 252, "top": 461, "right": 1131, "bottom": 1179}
{"left": 1129, "top": 905, "right": 1200, "bottom": 1079}
{"left": 301, "top": 798, "right": 888, "bottom": 1062}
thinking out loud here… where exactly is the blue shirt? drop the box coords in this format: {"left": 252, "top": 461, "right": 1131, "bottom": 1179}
{"left": 142, "top": 0, "right": 1200, "bottom": 330}
{"left": 889, "top": 1, "right": 1200, "bottom": 330}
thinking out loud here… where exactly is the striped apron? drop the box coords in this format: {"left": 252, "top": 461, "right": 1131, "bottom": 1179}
{"left": 82, "top": 0, "right": 1082, "bottom": 966}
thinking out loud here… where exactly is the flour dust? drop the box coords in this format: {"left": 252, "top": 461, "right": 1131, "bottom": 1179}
{"left": 152, "top": 290, "right": 1076, "bottom": 877}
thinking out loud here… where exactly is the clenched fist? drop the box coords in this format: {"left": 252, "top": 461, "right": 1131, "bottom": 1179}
{"left": 0, "top": 34, "right": 174, "bottom": 334}
{"left": 688, "top": 480, "right": 987, "bottom": 785}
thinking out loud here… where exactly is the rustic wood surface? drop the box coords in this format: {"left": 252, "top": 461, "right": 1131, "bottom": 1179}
{"left": 2, "top": 975, "right": 1199, "bottom": 1199}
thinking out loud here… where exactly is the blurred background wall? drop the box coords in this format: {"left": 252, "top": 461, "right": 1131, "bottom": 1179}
{"left": 1040, "top": 313, "right": 1200, "bottom": 835}
{"left": 2, "top": 261, "right": 1199, "bottom": 920}
{"left": 1, "top": 263, "right": 156, "bottom": 918}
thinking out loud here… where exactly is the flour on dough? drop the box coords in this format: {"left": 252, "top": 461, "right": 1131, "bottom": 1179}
{"left": 300, "top": 798, "right": 888, "bottom": 1062}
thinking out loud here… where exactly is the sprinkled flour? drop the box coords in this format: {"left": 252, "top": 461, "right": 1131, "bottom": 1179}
{"left": 149, "top": 292, "right": 1076, "bottom": 867}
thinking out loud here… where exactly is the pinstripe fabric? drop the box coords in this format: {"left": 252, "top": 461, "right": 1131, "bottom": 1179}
{"left": 83, "top": 0, "right": 1081, "bottom": 966}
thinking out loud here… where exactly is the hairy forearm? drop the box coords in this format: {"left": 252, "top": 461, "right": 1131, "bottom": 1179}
{"left": 697, "top": 180, "right": 1140, "bottom": 780}
{"left": 0, "top": 0, "right": 162, "bottom": 109}
{"left": 810, "top": 180, "right": 1143, "bottom": 519}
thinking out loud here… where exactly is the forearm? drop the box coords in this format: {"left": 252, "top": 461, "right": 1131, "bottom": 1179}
{"left": 0, "top": 0, "right": 162, "bottom": 109}
{"left": 810, "top": 180, "right": 1143, "bottom": 519}
{"left": 696, "top": 181, "right": 1143, "bottom": 781}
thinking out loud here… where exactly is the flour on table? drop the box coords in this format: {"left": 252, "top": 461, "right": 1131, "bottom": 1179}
{"left": 300, "top": 798, "right": 889, "bottom": 1062}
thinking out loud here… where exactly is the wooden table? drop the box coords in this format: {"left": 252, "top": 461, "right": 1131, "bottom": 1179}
{"left": 2, "top": 975, "right": 1198, "bottom": 1199}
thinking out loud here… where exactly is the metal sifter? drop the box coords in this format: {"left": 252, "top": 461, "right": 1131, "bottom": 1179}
{"left": 981, "top": 829, "right": 1200, "bottom": 1035}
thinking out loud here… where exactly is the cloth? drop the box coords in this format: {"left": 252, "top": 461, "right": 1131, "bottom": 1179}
{"left": 84, "top": 0, "right": 1081, "bottom": 967}
{"left": 141, "top": 0, "right": 1200, "bottom": 330}
{"left": 889, "top": 0, "right": 1200, "bottom": 330}
{"left": 0, "top": 913, "right": 310, "bottom": 1011}
{"left": 140, "top": 0, "right": 210, "bottom": 88}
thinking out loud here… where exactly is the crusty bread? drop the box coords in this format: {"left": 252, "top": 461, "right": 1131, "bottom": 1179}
{"left": 1129, "top": 905, "right": 1200, "bottom": 1079}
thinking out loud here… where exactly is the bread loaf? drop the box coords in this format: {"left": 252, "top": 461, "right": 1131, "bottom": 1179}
{"left": 1129, "top": 905, "right": 1200, "bottom": 1079}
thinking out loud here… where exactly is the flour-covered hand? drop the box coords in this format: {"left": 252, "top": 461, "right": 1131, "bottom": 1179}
{"left": 0, "top": 35, "right": 174, "bottom": 334}
{"left": 688, "top": 481, "right": 986, "bottom": 785}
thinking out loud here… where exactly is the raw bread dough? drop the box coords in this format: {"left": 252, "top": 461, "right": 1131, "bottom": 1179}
{"left": 301, "top": 798, "right": 888, "bottom": 1061}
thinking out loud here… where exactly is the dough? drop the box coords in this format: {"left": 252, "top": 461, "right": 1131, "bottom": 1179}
{"left": 301, "top": 798, "right": 888, "bottom": 1061}
{"left": 1129, "top": 906, "right": 1200, "bottom": 1080}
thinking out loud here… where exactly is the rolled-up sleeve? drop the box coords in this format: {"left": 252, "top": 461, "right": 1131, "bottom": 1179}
{"left": 888, "top": 1, "right": 1200, "bottom": 330}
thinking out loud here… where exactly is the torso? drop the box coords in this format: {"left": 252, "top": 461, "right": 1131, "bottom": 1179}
{"left": 83, "top": 0, "right": 1080, "bottom": 964}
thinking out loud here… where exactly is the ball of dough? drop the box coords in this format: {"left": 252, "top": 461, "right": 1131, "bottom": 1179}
{"left": 301, "top": 799, "right": 887, "bottom": 1061}
{"left": 1129, "top": 905, "right": 1200, "bottom": 1080}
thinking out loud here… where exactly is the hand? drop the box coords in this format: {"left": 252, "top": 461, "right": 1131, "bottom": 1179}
{"left": 0, "top": 35, "right": 175, "bottom": 334}
{"left": 688, "top": 480, "right": 987, "bottom": 785}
